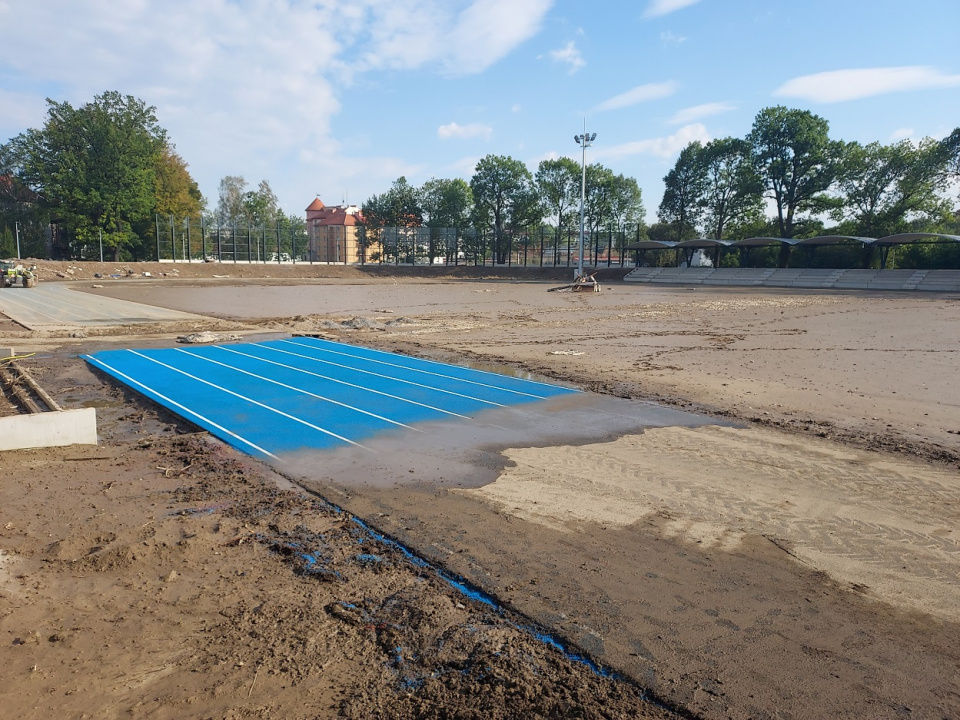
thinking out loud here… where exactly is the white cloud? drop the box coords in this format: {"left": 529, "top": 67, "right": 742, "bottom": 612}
{"left": 332, "top": 0, "right": 552, "bottom": 77}
{"left": 644, "top": 0, "right": 702, "bottom": 18}
{"left": 668, "top": 102, "right": 736, "bottom": 125}
{"left": 0, "top": 0, "right": 551, "bottom": 212}
{"left": 592, "top": 124, "right": 711, "bottom": 162}
{"left": 889, "top": 127, "right": 915, "bottom": 142}
{"left": 531, "top": 150, "right": 560, "bottom": 165}
{"left": 0, "top": 89, "right": 50, "bottom": 135}
{"left": 660, "top": 31, "right": 686, "bottom": 45}
{"left": 437, "top": 122, "right": 493, "bottom": 140}
{"left": 443, "top": 0, "right": 552, "bottom": 75}
{"left": 775, "top": 66, "right": 960, "bottom": 103}
{"left": 448, "top": 155, "right": 483, "bottom": 178}
{"left": 511, "top": 104, "right": 522, "bottom": 113}
{"left": 594, "top": 82, "right": 678, "bottom": 112}
{"left": 549, "top": 41, "right": 585, "bottom": 74}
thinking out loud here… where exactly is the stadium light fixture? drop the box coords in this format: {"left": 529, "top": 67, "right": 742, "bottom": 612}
{"left": 574, "top": 130, "right": 597, "bottom": 279}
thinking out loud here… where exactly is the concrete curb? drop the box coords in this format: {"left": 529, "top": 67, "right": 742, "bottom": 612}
{"left": 0, "top": 408, "right": 98, "bottom": 451}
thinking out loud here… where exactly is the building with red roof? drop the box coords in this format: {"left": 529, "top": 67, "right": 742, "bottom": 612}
{"left": 305, "top": 198, "right": 372, "bottom": 263}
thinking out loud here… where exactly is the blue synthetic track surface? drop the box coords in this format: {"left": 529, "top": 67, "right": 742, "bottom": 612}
{"left": 84, "top": 337, "right": 578, "bottom": 459}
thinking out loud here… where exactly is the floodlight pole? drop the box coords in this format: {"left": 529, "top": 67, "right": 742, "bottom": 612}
{"left": 574, "top": 129, "right": 596, "bottom": 279}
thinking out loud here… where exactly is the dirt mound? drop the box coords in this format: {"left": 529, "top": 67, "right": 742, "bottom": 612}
{"left": 23, "top": 258, "right": 632, "bottom": 283}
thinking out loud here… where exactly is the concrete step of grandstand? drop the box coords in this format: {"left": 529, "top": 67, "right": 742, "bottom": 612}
{"left": 621, "top": 267, "right": 960, "bottom": 292}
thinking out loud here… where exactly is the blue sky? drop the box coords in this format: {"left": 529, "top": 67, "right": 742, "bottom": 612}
{"left": 1, "top": 0, "right": 958, "bottom": 222}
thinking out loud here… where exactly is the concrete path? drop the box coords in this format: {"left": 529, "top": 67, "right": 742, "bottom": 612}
{"left": 0, "top": 282, "right": 206, "bottom": 330}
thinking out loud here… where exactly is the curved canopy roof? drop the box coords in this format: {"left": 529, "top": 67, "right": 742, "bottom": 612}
{"left": 876, "top": 233, "right": 960, "bottom": 245}
{"left": 674, "top": 238, "right": 732, "bottom": 249}
{"left": 622, "top": 240, "right": 677, "bottom": 250}
{"left": 621, "top": 233, "right": 960, "bottom": 253}
{"left": 731, "top": 237, "right": 799, "bottom": 247}
{"left": 795, "top": 235, "right": 875, "bottom": 246}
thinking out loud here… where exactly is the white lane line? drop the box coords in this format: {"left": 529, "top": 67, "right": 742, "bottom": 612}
{"left": 216, "top": 345, "right": 473, "bottom": 420}
{"left": 128, "top": 350, "right": 367, "bottom": 449}
{"left": 265, "top": 342, "right": 506, "bottom": 408}
{"left": 176, "top": 348, "right": 417, "bottom": 431}
{"left": 285, "top": 337, "right": 562, "bottom": 399}
{"left": 84, "top": 355, "right": 279, "bottom": 460}
{"left": 295, "top": 336, "right": 577, "bottom": 394}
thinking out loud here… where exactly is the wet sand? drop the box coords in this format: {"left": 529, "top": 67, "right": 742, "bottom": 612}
{"left": 5, "top": 270, "right": 959, "bottom": 718}
{"left": 75, "top": 276, "right": 960, "bottom": 718}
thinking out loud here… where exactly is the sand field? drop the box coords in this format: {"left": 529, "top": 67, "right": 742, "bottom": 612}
{"left": 1, "top": 264, "right": 958, "bottom": 719}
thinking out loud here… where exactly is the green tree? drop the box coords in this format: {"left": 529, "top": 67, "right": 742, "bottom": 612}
{"left": 155, "top": 146, "right": 204, "bottom": 220}
{"left": 535, "top": 157, "right": 580, "bottom": 257}
{"left": 470, "top": 155, "right": 542, "bottom": 264}
{"left": 583, "top": 167, "right": 645, "bottom": 259}
{"left": 747, "top": 106, "right": 840, "bottom": 266}
{"left": 535, "top": 158, "right": 580, "bottom": 228}
{"left": 607, "top": 173, "right": 645, "bottom": 233}
{"left": 418, "top": 177, "right": 472, "bottom": 227}
{"left": 940, "top": 128, "right": 960, "bottom": 203}
{"left": 699, "top": 137, "right": 763, "bottom": 240}
{"left": 0, "top": 170, "right": 49, "bottom": 258}
{"left": 646, "top": 222, "right": 676, "bottom": 243}
{"left": 363, "top": 176, "right": 423, "bottom": 228}
{"left": 583, "top": 164, "right": 615, "bottom": 237}
{"left": 243, "top": 180, "right": 279, "bottom": 228}
{"left": 659, "top": 141, "right": 707, "bottom": 241}
{"left": 363, "top": 177, "right": 424, "bottom": 264}
{"left": 0, "top": 226, "right": 13, "bottom": 257}
{"left": 834, "top": 139, "right": 952, "bottom": 238}
{"left": 5, "top": 91, "right": 168, "bottom": 260}
{"left": 276, "top": 209, "right": 308, "bottom": 261}
{"left": 217, "top": 175, "right": 248, "bottom": 226}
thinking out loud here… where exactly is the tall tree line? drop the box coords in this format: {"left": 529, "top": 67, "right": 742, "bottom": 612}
{"left": 657, "top": 105, "right": 960, "bottom": 252}
{"left": 362, "top": 155, "right": 645, "bottom": 263}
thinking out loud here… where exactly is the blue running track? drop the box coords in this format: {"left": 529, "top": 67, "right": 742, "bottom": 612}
{"left": 84, "top": 337, "right": 579, "bottom": 459}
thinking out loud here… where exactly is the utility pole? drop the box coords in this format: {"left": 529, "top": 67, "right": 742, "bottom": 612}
{"left": 15, "top": 221, "right": 21, "bottom": 259}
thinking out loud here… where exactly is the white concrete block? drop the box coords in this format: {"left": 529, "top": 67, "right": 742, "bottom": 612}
{"left": 0, "top": 408, "right": 97, "bottom": 451}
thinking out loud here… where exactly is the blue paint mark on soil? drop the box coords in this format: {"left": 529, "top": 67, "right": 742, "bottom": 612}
{"left": 349, "top": 517, "right": 614, "bottom": 678}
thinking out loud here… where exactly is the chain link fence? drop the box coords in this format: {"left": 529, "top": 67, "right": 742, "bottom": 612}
{"left": 141, "top": 219, "right": 651, "bottom": 268}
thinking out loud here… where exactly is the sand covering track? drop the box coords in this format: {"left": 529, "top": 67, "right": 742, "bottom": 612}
{"left": 478, "top": 425, "right": 960, "bottom": 622}
{"left": 3, "top": 271, "right": 960, "bottom": 719}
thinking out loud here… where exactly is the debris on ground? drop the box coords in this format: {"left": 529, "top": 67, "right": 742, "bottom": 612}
{"left": 177, "top": 331, "right": 243, "bottom": 344}
{"left": 548, "top": 272, "right": 602, "bottom": 293}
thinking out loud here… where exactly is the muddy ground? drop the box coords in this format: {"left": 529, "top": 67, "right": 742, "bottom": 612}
{"left": 2, "top": 260, "right": 959, "bottom": 719}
